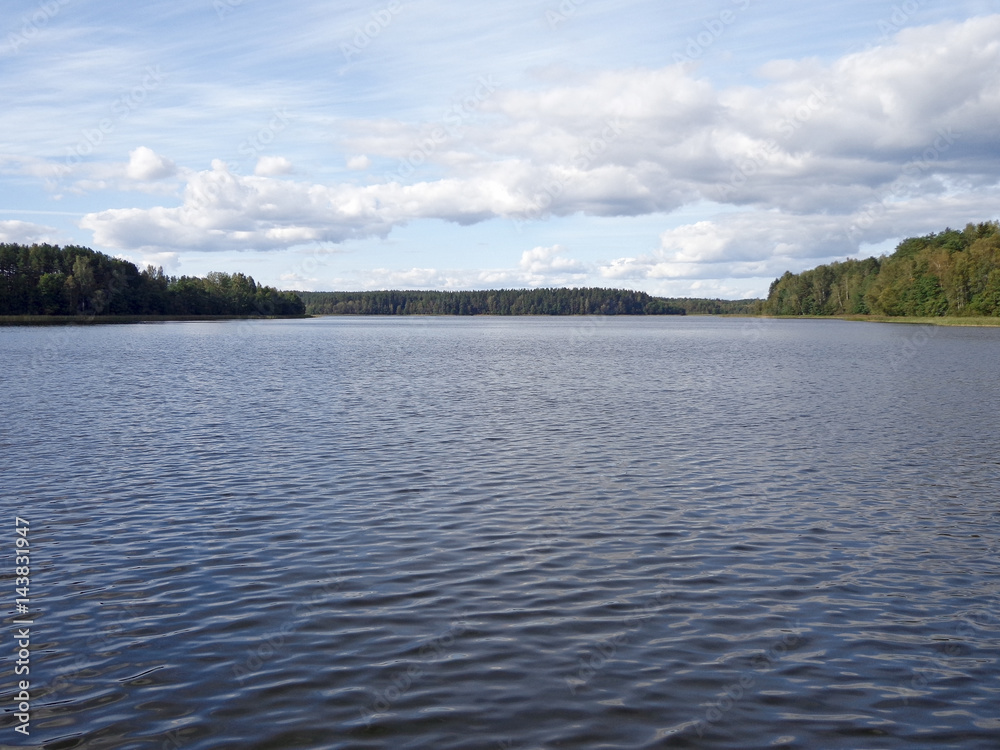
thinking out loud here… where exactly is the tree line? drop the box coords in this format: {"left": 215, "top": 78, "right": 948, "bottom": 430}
{"left": 675, "top": 297, "right": 760, "bottom": 315}
{"left": 763, "top": 221, "right": 1000, "bottom": 317}
{"left": 298, "top": 288, "right": 691, "bottom": 315}
{"left": 299, "top": 289, "right": 762, "bottom": 316}
{"left": 0, "top": 243, "right": 305, "bottom": 317}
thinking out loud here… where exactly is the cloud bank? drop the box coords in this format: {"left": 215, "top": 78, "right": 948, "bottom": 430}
{"left": 78, "top": 16, "right": 1000, "bottom": 281}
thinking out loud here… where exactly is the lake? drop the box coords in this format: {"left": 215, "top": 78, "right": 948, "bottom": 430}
{"left": 2, "top": 316, "right": 999, "bottom": 749}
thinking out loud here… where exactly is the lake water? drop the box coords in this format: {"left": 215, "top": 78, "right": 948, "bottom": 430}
{"left": 2, "top": 316, "right": 999, "bottom": 749}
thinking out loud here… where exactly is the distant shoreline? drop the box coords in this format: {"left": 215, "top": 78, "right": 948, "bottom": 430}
{"left": 0, "top": 314, "right": 311, "bottom": 326}
{"left": 762, "top": 314, "right": 1000, "bottom": 327}
{"left": 4, "top": 312, "right": 998, "bottom": 327}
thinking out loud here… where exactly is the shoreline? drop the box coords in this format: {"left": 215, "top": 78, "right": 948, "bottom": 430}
{"left": 4, "top": 313, "right": 998, "bottom": 327}
{"left": 0, "top": 314, "right": 312, "bottom": 326}
{"left": 755, "top": 314, "right": 1000, "bottom": 327}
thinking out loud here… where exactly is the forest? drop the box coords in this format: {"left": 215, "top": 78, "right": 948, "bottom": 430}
{"left": 298, "top": 288, "right": 684, "bottom": 315}
{"left": 763, "top": 221, "right": 1000, "bottom": 317}
{"left": 0, "top": 243, "right": 305, "bottom": 317}
{"left": 298, "top": 289, "right": 760, "bottom": 316}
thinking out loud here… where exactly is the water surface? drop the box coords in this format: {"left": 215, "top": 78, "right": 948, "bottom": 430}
{"left": 2, "top": 316, "right": 998, "bottom": 749}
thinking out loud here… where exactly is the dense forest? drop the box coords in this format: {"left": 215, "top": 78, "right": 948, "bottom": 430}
{"left": 298, "top": 289, "right": 760, "bottom": 316}
{"left": 297, "top": 288, "right": 704, "bottom": 315}
{"left": 675, "top": 297, "right": 760, "bottom": 315}
{"left": 0, "top": 243, "right": 305, "bottom": 317}
{"left": 764, "top": 221, "right": 1000, "bottom": 317}
{"left": 299, "top": 288, "right": 684, "bottom": 315}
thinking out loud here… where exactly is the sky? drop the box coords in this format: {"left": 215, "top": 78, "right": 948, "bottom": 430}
{"left": 1, "top": 0, "right": 998, "bottom": 298}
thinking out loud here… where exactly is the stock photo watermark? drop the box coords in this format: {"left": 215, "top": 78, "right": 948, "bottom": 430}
{"left": 545, "top": 0, "right": 586, "bottom": 31}
{"left": 716, "top": 84, "right": 830, "bottom": 200}
{"left": 688, "top": 625, "right": 803, "bottom": 739}
{"left": 566, "top": 587, "right": 673, "bottom": 695}
{"left": 358, "top": 615, "right": 470, "bottom": 728}
{"left": 237, "top": 107, "right": 294, "bottom": 163}
{"left": 674, "top": 0, "right": 752, "bottom": 65}
{"left": 846, "top": 127, "right": 959, "bottom": 243}
{"left": 213, "top": 0, "right": 243, "bottom": 22}
{"left": 905, "top": 603, "right": 997, "bottom": 704}
{"left": 511, "top": 117, "right": 623, "bottom": 233}
{"left": 340, "top": 0, "right": 403, "bottom": 62}
{"left": 37, "top": 594, "right": 146, "bottom": 701}
{"left": 4, "top": 0, "right": 70, "bottom": 54}
{"left": 877, "top": 0, "right": 922, "bottom": 42}
{"left": 11, "top": 517, "right": 33, "bottom": 738}
{"left": 184, "top": 107, "right": 295, "bottom": 213}
{"left": 232, "top": 579, "right": 344, "bottom": 684}
{"left": 63, "top": 66, "right": 168, "bottom": 168}
{"left": 390, "top": 75, "right": 499, "bottom": 182}
{"left": 885, "top": 322, "right": 938, "bottom": 371}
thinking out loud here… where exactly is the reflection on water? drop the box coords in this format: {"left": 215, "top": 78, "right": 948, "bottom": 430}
{"left": 2, "top": 316, "right": 999, "bottom": 749}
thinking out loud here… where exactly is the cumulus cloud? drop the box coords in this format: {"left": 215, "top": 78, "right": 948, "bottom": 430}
{"left": 346, "top": 155, "right": 371, "bottom": 170}
{"left": 78, "top": 15, "right": 1000, "bottom": 287}
{"left": 0, "top": 219, "right": 59, "bottom": 244}
{"left": 80, "top": 160, "right": 533, "bottom": 251}
{"left": 338, "top": 245, "right": 589, "bottom": 291}
{"left": 278, "top": 271, "right": 323, "bottom": 291}
{"left": 600, "top": 213, "right": 857, "bottom": 282}
{"left": 255, "top": 156, "right": 294, "bottom": 176}
{"left": 519, "top": 244, "right": 586, "bottom": 275}
{"left": 126, "top": 147, "right": 176, "bottom": 180}
{"left": 121, "top": 250, "right": 181, "bottom": 273}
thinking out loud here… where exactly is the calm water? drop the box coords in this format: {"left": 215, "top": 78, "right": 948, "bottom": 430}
{"left": 2, "top": 316, "right": 999, "bottom": 750}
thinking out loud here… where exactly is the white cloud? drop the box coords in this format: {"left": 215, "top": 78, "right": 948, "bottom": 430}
{"left": 80, "top": 161, "right": 539, "bottom": 251}
{"left": 276, "top": 273, "right": 320, "bottom": 291}
{"left": 339, "top": 245, "right": 589, "bottom": 291}
{"left": 346, "top": 155, "right": 371, "bottom": 170}
{"left": 119, "top": 250, "right": 180, "bottom": 273}
{"left": 519, "top": 244, "right": 585, "bottom": 275}
{"left": 49, "top": 14, "right": 997, "bottom": 295}
{"left": 255, "top": 156, "right": 294, "bottom": 176}
{"left": 126, "top": 147, "right": 176, "bottom": 181}
{"left": 0, "top": 220, "right": 59, "bottom": 244}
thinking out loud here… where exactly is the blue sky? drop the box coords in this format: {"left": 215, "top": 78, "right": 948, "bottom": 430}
{"left": 1, "top": 0, "right": 998, "bottom": 297}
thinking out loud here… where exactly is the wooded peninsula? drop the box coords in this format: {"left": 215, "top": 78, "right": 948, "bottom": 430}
{"left": 763, "top": 221, "right": 1000, "bottom": 317}
{"left": 0, "top": 243, "right": 305, "bottom": 318}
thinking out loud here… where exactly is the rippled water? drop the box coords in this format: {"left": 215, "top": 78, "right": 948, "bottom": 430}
{"left": 2, "top": 316, "right": 999, "bottom": 749}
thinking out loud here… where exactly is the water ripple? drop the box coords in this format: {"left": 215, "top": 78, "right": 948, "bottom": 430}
{"left": 2, "top": 318, "right": 999, "bottom": 748}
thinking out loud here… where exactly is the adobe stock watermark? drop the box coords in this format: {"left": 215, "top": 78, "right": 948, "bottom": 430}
{"left": 845, "top": 127, "right": 959, "bottom": 244}
{"left": 838, "top": 1, "right": 925, "bottom": 70}
{"left": 877, "top": 0, "right": 922, "bottom": 42}
{"left": 566, "top": 587, "right": 673, "bottom": 694}
{"left": 545, "top": 0, "right": 586, "bottom": 31}
{"left": 237, "top": 107, "right": 294, "bottom": 163}
{"left": 688, "top": 624, "right": 803, "bottom": 739}
{"left": 885, "top": 322, "right": 938, "bottom": 372}
{"left": 4, "top": 0, "right": 71, "bottom": 55}
{"left": 187, "top": 107, "right": 294, "bottom": 212}
{"left": 716, "top": 84, "right": 830, "bottom": 200}
{"left": 231, "top": 579, "right": 344, "bottom": 684}
{"left": 274, "top": 237, "right": 338, "bottom": 293}
{"left": 904, "top": 602, "right": 997, "bottom": 705}
{"left": 34, "top": 592, "right": 149, "bottom": 725}
{"left": 674, "top": 0, "right": 752, "bottom": 65}
{"left": 341, "top": 1, "right": 403, "bottom": 62}
{"left": 511, "top": 116, "right": 624, "bottom": 233}
{"left": 389, "top": 75, "right": 499, "bottom": 183}
{"left": 63, "top": 66, "right": 168, "bottom": 168}
{"left": 358, "top": 615, "right": 470, "bottom": 728}
{"left": 213, "top": 0, "right": 243, "bottom": 21}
